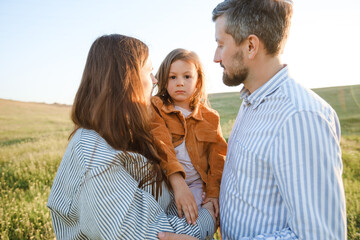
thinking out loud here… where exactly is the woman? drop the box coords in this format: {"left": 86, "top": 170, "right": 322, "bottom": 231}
{"left": 47, "top": 34, "right": 215, "bottom": 240}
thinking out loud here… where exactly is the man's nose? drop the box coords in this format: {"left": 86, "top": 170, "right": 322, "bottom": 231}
{"left": 213, "top": 49, "right": 221, "bottom": 63}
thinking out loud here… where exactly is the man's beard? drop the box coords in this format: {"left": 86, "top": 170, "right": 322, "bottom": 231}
{"left": 222, "top": 51, "right": 248, "bottom": 87}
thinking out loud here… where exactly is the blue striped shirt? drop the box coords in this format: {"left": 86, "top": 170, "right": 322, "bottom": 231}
{"left": 219, "top": 66, "right": 346, "bottom": 239}
{"left": 47, "top": 128, "right": 214, "bottom": 239}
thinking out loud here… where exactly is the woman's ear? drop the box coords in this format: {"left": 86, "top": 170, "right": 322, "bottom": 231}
{"left": 247, "top": 34, "right": 260, "bottom": 60}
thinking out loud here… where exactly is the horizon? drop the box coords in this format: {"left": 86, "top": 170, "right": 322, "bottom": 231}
{"left": 1, "top": 83, "right": 359, "bottom": 106}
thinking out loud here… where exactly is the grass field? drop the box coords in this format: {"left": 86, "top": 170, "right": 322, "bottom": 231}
{"left": 1, "top": 84, "right": 359, "bottom": 239}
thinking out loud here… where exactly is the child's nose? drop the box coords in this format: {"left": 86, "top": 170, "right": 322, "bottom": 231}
{"left": 176, "top": 78, "right": 184, "bottom": 86}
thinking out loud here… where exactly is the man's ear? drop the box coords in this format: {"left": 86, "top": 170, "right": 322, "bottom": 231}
{"left": 247, "top": 34, "right": 260, "bottom": 60}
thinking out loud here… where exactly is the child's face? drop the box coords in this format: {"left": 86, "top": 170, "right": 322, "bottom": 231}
{"left": 166, "top": 60, "right": 198, "bottom": 110}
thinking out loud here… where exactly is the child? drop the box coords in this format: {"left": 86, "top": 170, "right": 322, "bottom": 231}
{"left": 150, "top": 48, "right": 227, "bottom": 225}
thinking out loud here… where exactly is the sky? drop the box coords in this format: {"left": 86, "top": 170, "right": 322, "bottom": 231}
{"left": 0, "top": 0, "right": 359, "bottom": 105}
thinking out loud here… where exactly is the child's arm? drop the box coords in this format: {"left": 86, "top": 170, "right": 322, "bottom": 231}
{"left": 169, "top": 172, "right": 198, "bottom": 225}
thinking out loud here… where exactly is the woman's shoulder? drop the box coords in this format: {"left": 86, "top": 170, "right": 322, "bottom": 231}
{"left": 71, "top": 128, "right": 112, "bottom": 160}
{"left": 71, "top": 128, "right": 149, "bottom": 171}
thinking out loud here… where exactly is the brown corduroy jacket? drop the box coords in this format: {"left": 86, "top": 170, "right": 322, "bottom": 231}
{"left": 150, "top": 96, "right": 227, "bottom": 198}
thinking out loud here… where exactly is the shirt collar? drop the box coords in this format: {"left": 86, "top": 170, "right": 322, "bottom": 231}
{"left": 240, "top": 65, "right": 289, "bottom": 110}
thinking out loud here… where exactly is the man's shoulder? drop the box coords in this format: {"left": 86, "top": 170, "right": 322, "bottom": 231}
{"left": 267, "top": 79, "right": 339, "bottom": 133}
{"left": 278, "top": 79, "right": 335, "bottom": 115}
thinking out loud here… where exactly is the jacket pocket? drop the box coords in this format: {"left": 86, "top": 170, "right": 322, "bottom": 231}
{"left": 195, "top": 128, "right": 218, "bottom": 143}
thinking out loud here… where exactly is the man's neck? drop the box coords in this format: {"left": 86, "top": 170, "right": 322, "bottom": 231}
{"left": 244, "top": 56, "right": 284, "bottom": 94}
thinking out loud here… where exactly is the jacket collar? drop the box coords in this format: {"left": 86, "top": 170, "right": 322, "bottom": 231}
{"left": 161, "top": 102, "right": 203, "bottom": 121}
{"left": 240, "top": 65, "right": 289, "bottom": 110}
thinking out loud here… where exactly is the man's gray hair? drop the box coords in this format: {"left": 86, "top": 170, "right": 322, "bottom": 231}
{"left": 212, "top": 0, "right": 293, "bottom": 55}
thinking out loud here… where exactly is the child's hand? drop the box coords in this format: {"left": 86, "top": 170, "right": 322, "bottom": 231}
{"left": 202, "top": 197, "right": 219, "bottom": 226}
{"left": 175, "top": 184, "right": 198, "bottom": 225}
{"left": 169, "top": 173, "right": 198, "bottom": 225}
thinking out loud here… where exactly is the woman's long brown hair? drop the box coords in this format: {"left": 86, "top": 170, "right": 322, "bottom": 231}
{"left": 71, "top": 34, "right": 166, "bottom": 198}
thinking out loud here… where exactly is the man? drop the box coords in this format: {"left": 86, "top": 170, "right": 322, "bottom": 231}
{"left": 159, "top": 0, "right": 347, "bottom": 239}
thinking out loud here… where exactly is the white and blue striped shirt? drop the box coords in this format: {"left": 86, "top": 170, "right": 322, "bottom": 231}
{"left": 47, "top": 128, "right": 214, "bottom": 239}
{"left": 219, "top": 66, "right": 346, "bottom": 239}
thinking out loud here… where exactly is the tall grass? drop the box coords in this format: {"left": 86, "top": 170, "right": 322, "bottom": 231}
{"left": 0, "top": 100, "right": 72, "bottom": 239}
{"left": 0, "top": 84, "right": 359, "bottom": 239}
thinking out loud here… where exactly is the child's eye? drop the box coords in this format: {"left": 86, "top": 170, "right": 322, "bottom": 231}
{"left": 169, "top": 76, "right": 176, "bottom": 80}
{"left": 185, "top": 75, "right": 191, "bottom": 79}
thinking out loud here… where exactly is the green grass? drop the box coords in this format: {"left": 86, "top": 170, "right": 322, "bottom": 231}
{"left": 0, "top": 84, "right": 359, "bottom": 239}
{"left": 209, "top": 92, "right": 242, "bottom": 141}
{"left": 0, "top": 100, "right": 72, "bottom": 239}
{"left": 313, "top": 85, "right": 360, "bottom": 136}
